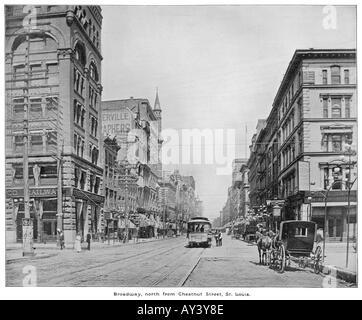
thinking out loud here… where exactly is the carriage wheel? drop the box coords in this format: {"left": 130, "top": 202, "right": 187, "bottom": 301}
{"left": 313, "top": 246, "right": 323, "bottom": 274}
{"left": 276, "top": 244, "right": 286, "bottom": 273}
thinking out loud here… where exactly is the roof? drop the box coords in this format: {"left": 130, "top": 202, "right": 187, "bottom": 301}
{"left": 272, "top": 48, "right": 356, "bottom": 109}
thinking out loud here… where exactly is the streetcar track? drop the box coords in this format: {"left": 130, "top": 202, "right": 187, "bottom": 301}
{"left": 148, "top": 248, "right": 205, "bottom": 287}
{"left": 60, "top": 243, "right": 183, "bottom": 286}
{"left": 36, "top": 241, "right": 182, "bottom": 286}
{"left": 177, "top": 248, "right": 205, "bottom": 287}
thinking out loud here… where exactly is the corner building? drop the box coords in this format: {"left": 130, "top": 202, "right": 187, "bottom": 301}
{"left": 5, "top": 5, "right": 104, "bottom": 245}
{"left": 248, "top": 49, "right": 357, "bottom": 241}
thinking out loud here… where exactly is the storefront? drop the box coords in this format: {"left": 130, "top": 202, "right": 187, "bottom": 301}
{"left": 311, "top": 204, "right": 357, "bottom": 241}
{"left": 6, "top": 187, "right": 58, "bottom": 242}
{"left": 73, "top": 189, "right": 104, "bottom": 241}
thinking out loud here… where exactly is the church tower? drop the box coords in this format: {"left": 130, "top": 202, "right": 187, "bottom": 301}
{"left": 153, "top": 88, "right": 163, "bottom": 178}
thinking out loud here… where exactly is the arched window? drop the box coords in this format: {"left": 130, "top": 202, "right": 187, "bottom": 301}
{"left": 89, "top": 61, "right": 99, "bottom": 82}
{"left": 74, "top": 41, "right": 86, "bottom": 66}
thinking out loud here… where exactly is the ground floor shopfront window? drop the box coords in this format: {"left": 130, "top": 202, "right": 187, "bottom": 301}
{"left": 16, "top": 199, "right": 58, "bottom": 242}
{"left": 311, "top": 206, "right": 357, "bottom": 241}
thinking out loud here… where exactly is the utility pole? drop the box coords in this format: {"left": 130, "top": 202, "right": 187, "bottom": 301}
{"left": 22, "top": 33, "right": 34, "bottom": 256}
{"left": 125, "top": 175, "right": 129, "bottom": 243}
{"left": 163, "top": 203, "right": 166, "bottom": 239}
{"left": 56, "top": 139, "right": 64, "bottom": 246}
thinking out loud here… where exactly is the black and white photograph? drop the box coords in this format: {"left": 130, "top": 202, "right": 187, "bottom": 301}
{"left": 1, "top": 2, "right": 359, "bottom": 297}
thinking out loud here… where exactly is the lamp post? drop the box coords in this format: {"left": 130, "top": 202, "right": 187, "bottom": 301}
{"left": 312, "top": 153, "right": 356, "bottom": 266}
{"left": 340, "top": 144, "right": 357, "bottom": 268}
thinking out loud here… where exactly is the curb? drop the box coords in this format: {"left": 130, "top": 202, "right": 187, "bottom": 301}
{"left": 321, "top": 265, "right": 357, "bottom": 284}
{"left": 6, "top": 253, "right": 59, "bottom": 264}
{"left": 6, "top": 237, "right": 178, "bottom": 263}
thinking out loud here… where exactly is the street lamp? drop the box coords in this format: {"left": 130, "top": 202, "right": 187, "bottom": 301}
{"left": 312, "top": 158, "right": 357, "bottom": 267}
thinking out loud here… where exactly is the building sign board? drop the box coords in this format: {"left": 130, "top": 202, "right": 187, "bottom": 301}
{"left": 6, "top": 187, "right": 57, "bottom": 198}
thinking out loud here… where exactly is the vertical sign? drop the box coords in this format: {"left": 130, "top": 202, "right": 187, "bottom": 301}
{"left": 22, "top": 218, "right": 34, "bottom": 256}
{"left": 298, "top": 161, "right": 310, "bottom": 191}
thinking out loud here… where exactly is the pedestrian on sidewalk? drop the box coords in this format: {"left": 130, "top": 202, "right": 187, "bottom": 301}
{"left": 218, "top": 231, "right": 223, "bottom": 247}
{"left": 74, "top": 233, "right": 82, "bottom": 253}
{"left": 214, "top": 232, "right": 218, "bottom": 246}
{"left": 59, "top": 231, "right": 65, "bottom": 250}
{"left": 86, "top": 233, "right": 91, "bottom": 251}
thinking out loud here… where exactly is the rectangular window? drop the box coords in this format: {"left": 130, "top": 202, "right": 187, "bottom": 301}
{"left": 46, "top": 63, "right": 58, "bottom": 85}
{"left": 30, "top": 64, "right": 42, "bottom": 78}
{"left": 46, "top": 131, "right": 57, "bottom": 151}
{"left": 13, "top": 98, "right": 25, "bottom": 120}
{"left": 345, "top": 98, "right": 351, "bottom": 118}
{"left": 298, "top": 129, "right": 303, "bottom": 153}
{"left": 331, "top": 66, "right": 341, "bottom": 84}
{"left": 298, "top": 98, "right": 303, "bottom": 121}
{"left": 30, "top": 135, "right": 43, "bottom": 152}
{"left": 332, "top": 167, "right": 342, "bottom": 190}
{"left": 298, "top": 71, "right": 302, "bottom": 87}
{"left": 295, "top": 227, "right": 308, "bottom": 237}
{"left": 13, "top": 64, "right": 25, "bottom": 79}
{"left": 74, "top": 134, "right": 77, "bottom": 152}
{"left": 29, "top": 98, "right": 43, "bottom": 119}
{"left": 332, "top": 135, "right": 342, "bottom": 152}
{"left": 344, "top": 70, "right": 350, "bottom": 84}
{"left": 80, "top": 171, "right": 86, "bottom": 190}
{"left": 14, "top": 135, "right": 24, "bottom": 153}
{"left": 331, "top": 98, "right": 342, "bottom": 118}
{"left": 322, "top": 70, "right": 328, "bottom": 84}
{"left": 46, "top": 96, "right": 58, "bottom": 114}
{"left": 80, "top": 77, "right": 84, "bottom": 96}
{"left": 322, "top": 134, "right": 329, "bottom": 152}
{"left": 324, "top": 168, "right": 329, "bottom": 189}
{"left": 323, "top": 98, "right": 329, "bottom": 118}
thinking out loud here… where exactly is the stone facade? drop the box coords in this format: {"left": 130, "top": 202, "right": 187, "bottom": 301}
{"left": 247, "top": 49, "right": 357, "bottom": 240}
{"left": 5, "top": 5, "right": 104, "bottom": 245}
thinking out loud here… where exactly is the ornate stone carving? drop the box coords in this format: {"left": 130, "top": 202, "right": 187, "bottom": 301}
{"left": 57, "top": 48, "right": 74, "bottom": 59}
{"left": 33, "top": 164, "right": 41, "bottom": 187}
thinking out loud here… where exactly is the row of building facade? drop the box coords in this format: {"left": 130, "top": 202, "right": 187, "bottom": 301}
{"left": 5, "top": 5, "right": 203, "bottom": 245}
{"left": 217, "top": 49, "right": 357, "bottom": 241}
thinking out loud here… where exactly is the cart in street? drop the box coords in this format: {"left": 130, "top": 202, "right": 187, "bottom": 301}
{"left": 269, "top": 220, "right": 323, "bottom": 274}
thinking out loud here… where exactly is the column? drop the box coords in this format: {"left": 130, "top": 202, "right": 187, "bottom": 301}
{"left": 333, "top": 218, "right": 337, "bottom": 238}
{"left": 342, "top": 213, "right": 347, "bottom": 241}
{"left": 327, "top": 135, "right": 332, "bottom": 153}
{"left": 325, "top": 217, "right": 329, "bottom": 239}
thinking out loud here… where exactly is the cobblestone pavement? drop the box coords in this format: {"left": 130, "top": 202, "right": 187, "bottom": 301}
{"left": 6, "top": 235, "right": 355, "bottom": 287}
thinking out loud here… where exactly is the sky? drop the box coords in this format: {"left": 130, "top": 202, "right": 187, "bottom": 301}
{"left": 101, "top": 5, "right": 356, "bottom": 220}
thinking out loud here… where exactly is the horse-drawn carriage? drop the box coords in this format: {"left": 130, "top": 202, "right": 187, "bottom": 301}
{"left": 268, "top": 220, "right": 323, "bottom": 273}
{"left": 242, "top": 223, "right": 259, "bottom": 242}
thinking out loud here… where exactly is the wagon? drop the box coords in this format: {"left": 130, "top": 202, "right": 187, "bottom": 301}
{"left": 269, "top": 220, "right": 323, "bottom": 274}
{"left": 242, "top": 224, "right": 258, "bottom": 242}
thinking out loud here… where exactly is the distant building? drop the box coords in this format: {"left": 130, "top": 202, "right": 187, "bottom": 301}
{"left": 101, "top": 93, "right": 163, "bottom": 235}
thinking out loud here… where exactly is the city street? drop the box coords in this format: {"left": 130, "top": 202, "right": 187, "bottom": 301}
{"left": 6, "top": 235, "right": 354, "bottom": 288}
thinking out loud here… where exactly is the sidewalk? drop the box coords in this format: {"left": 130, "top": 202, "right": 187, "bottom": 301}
{"left": 320, "top": 242, "right": 357, "bottom": 283}
{"left": 6, "top": 236, "right": 176, "bottom": 263}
